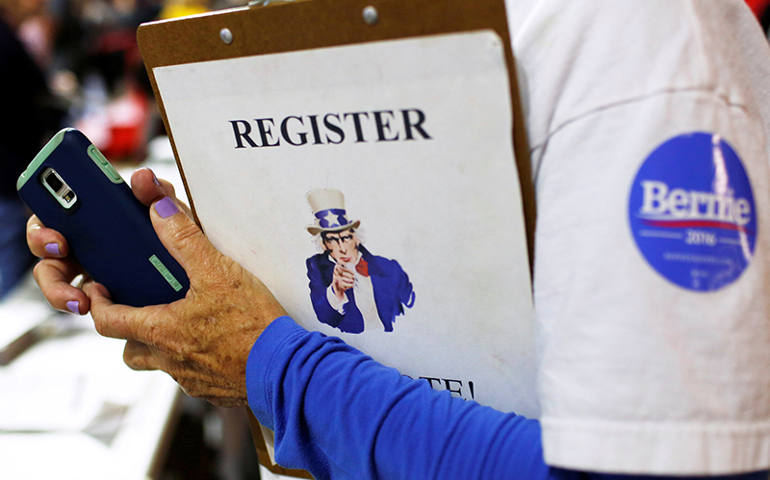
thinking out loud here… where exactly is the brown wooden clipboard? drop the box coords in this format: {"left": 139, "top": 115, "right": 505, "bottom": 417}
{"left": 138, "top": 0, "right": 534, "bottom": 476}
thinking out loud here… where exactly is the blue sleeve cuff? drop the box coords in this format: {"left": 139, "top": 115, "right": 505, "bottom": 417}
{"left": 245, "top": 315, "right": 307, "bottom": 431}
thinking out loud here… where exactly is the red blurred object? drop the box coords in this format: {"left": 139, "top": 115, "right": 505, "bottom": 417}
{"left": 78, "top": 83, "right": 151, "bottom": 161}
{"left": 102, "top": 85, "right": 150, "bottom": 160}
{"left": 746, "top": 0, "right": 770, "bottom": 18}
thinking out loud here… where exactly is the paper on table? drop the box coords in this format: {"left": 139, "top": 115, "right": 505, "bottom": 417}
{"left": 0, "top": 432, "right": 134, "bottom": 480}
{"left": 0, "top": 274, "right": 53, "bottom": 365}
{"left": 0, "top": 373, "right": 105, "bottom": 432}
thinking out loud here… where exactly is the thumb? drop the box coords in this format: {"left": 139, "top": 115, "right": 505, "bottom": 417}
{"left": 150, "top": 196, "right": 221, "bottom": 280}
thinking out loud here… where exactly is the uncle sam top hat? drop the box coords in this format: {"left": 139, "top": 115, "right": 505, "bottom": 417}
{"left": 306, "top": 188, "right": 361, "bottom": 235}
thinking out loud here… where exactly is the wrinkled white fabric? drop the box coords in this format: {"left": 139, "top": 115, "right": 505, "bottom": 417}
{"left": 507, "top": 0, "right": 770, "bottom": 474}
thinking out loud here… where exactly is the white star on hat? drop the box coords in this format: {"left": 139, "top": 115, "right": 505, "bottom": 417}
{"left": 321, "top": 211, "right": 339, "bottom": 228}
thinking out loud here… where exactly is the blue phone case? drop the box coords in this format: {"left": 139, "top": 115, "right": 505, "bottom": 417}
{"left": 17, "top": 128, "right": 189, "bottom": 307}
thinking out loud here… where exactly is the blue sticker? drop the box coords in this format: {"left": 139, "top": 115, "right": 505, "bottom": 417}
{"left": 628, "top": 132, "right": 756, "bottom": 292}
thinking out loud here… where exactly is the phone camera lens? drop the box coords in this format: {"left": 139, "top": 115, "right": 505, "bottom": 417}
{"left": 45, "top": 172, "right": 63, "bottom": 192}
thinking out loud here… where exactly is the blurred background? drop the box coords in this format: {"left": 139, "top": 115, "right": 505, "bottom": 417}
{"left": 0, "top": 1, "right": 768, "bottom": 479}
{"left": 0, "top": 3, "right": 270, "bottom": 480}
{"left": 0, "top": 0, "right": 253, "bottom": 300}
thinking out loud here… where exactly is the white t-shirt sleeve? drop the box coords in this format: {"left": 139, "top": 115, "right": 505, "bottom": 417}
{"left": 513, "top": 0, "right": 770, "bottom": 474}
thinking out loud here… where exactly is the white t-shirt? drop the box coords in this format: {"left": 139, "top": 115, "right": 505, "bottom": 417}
{"left": 507, "top": 0, "right": 770, "bottom": 474}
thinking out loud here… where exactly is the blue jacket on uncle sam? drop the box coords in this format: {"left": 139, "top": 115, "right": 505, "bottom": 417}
{"left": 306, "top": 245, "right": 415, "bottom": 334}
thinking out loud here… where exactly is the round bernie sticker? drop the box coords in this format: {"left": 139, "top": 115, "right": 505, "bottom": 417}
{"left": 628, "top": 132, "right": 756, "bottom": 292}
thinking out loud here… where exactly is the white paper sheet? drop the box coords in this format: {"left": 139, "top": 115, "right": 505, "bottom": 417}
{"left": 154, "top": 31, "right": 537, "bottom": 416}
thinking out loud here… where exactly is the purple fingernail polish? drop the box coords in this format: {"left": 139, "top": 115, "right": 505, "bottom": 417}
{"left": 66, "top": 300, "right": 80, "bottom": 314}
{"left": 155, "top": 196, "right": 179, "bottom": 218}
{"left": 151, "top": 170, "right": 161, "bottom": 186}
{"left": 45, "top": 243, "right": 61, "bottom": 256}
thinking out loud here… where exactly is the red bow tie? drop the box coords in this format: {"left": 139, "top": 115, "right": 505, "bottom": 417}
{"left": 355, "top": 257, "right": 369, "bottom": 277}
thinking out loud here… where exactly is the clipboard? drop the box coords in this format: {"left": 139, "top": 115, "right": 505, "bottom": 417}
{"left": 138, "top": 0, "right": 534, "bottom": 476}
{"left": 138, "top": 0, "right": 534, "bottom": 266}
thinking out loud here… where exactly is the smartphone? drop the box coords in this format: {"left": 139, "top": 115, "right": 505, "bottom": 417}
{"left": 16, "top": 128, "right": 189, "bottom": 307}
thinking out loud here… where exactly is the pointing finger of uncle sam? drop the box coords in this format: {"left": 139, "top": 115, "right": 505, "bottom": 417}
{"left": 334, "top": 263, "right": 356, "bottom": 281}
{"left": 334, "top": 265, "right": 355, "bottom": 290}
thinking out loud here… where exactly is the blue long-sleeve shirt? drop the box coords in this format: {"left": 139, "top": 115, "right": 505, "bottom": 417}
{"left": 246, "top": 316, "right": 768, "bottom": 480}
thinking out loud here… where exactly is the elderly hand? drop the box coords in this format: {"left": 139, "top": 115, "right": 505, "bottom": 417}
{"left": 27, "top": 168, "right": 287, "bottom": 406}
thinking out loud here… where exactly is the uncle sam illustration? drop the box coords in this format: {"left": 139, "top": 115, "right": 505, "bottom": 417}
{"left": 305, "top": 188, "right": 415, "bottom": 334}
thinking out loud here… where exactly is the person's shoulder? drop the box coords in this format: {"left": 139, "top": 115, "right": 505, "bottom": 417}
{"left": 514, "top": 0, "right": 766, "bottom": 151}
{"left": 306, "top": 253, "right": 330, "bottom": 268}
{"left": 364, "top": 250, "right": 405, "bottom": 272}
{"left": 519, "top": 0, "right": 760, "bottom": 87}
{"left": 360, "top": 246, "right": 387, "bottom": 263}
